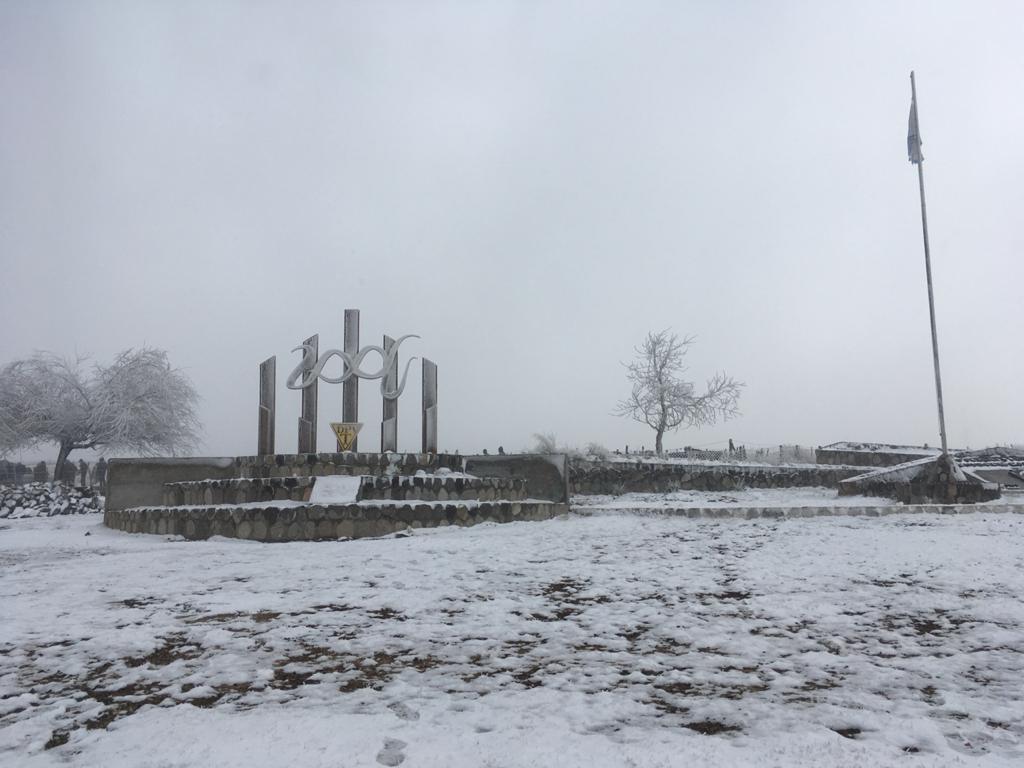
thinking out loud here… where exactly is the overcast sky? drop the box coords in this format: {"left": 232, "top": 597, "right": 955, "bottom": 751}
{"left": 1, "top": 1, "right": 1021, "bottom": 461}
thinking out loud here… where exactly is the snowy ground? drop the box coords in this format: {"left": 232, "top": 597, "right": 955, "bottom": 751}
{"left": 2, "top": 511, "right": 1023, "bottom": 767}
{"left": 573, "top": 486, "right": 899, "bottom": 511}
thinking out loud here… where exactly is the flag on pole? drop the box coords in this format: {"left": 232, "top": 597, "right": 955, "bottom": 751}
{"left": 908, "top": 88, "right": 923, "bottom": 164}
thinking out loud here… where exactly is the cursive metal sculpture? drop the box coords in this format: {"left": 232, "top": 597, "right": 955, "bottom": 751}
{"left": 285, "top": 334, "right": 419, "bottom": 401}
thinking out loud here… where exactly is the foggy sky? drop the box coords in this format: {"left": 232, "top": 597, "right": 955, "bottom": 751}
{"left": 1, "top": 1, "right": 1021, "bottom": 462}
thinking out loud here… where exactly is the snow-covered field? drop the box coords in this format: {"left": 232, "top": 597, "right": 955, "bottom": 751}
{"left": 2, "top": 511, "right": 1023, "bottom": 767}
{"left": 573, "top": 486, "right": 899, "bottom": 511}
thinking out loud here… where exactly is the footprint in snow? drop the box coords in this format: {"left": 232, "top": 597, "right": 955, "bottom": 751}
{"left": 376, "top": 738, "right": 407, "bottom": 766}
{"left": 388, "top": 701, "right": 420, "bottom": 721}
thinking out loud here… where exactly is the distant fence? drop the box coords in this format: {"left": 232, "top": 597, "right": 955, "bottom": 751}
{"left": 615, "top": 444, "right": 819, "bottom": 465}
{"left": 0, "top": 459, "right": 106, "bottom": 489}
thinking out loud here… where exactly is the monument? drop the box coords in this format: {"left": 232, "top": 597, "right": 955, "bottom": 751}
{"left": 257, "top": 309, "right": 438, "bottom": 455}
{"left": 103, "top": 308, "right": 570, "bottom": 543}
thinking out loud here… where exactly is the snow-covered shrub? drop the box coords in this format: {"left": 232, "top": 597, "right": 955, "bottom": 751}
{"left": 530, "top": 433, "right": 559, "bottom": 454}
{"left": 527, "top": 433, "right": 585, "bottom": 458}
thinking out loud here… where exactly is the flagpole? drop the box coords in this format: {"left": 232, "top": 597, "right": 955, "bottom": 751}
{"left": 910, "top": 71, "right": 949, "bottom": 456}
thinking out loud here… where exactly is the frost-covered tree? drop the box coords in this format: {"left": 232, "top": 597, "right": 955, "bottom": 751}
{"left": 615, "top": 330, "right": 743, "bottom": 456}
{"left": 0, "top": 348, "right": 200, "bottom": 480}
{"left": 530, "top": 433, "right": 559, "bottom": 454}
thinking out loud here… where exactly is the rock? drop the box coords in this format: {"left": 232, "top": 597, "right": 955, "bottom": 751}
{"left": 0, "top": 482, "right": 103, "bottom": 518}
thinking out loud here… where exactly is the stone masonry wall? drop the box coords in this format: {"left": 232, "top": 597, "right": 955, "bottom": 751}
{"left": 357, "top": 476, "right": 527, "bottom": 502}
{"left": 105, "top": 501, "right": 566, "bottom": 542}
{"left": 233, "top": 452, "right": 463, "bottom": 479}
{"left": 816, "top": 448, "right": 934, "bottom": 467}
{"left": 464, "top": 455, "right": 569, "bottom": 504}
{"left": 838, "top": 455, "right": 1001, "bottom": 505}
{"left": 837, "top": 477, "right": 1000, "bottom": 504}
{"left": 162, "top": 475, "right": 528, "bottom": 507}
{"left": 107, "top": 454, "right": 466, "bottom": 512}
{"left": 163, "top": 477, "right": 315, "bottom": 507}
{"left": 570, "top": 460, "right": 862, "bottom": 496}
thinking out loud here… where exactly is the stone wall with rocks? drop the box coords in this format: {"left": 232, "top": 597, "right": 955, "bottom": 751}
{"left": 358, "top": 475, "right": 527, "bottom": 502}
{"left": 837, "top": 477, "right": 1001, "bottom": 504}
{"left": 838, "top": 457, "right": 1001, "bottom": 505}
{"left": 464, "top": 454, "right": 569, "bottom": 503}
{"left": 569, "top": 460, "right": 862, "bottom": 496}
{"left": 1, "top": 483, "right": 102, "bottom": 519}
{"left": 163, "top": 477, "right": 316, "bottom": 507}
{"left": 107, "top": 453, "right": 465, "bottom": 511}
{"left": 233, "top": 452, "right": 463, "bottom": 479}
{"left": 163, "top": 474, "right": 528, "bottom": 506}
{"left": 816, "top": 447, "right": 934, "bottom": 467}
{"left": 104, "top": 500, "right": 567, "bottom": 542}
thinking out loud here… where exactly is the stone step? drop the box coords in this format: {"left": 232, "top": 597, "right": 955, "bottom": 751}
{"left": 163, "top": 477, "right": 314, "bottom": 506}
{"left": 106, "top": 499, "right": 568, "bottom": 541}
{"left": 233, "top": 452, "right": 463, "bottom": 479}
{"left": 357, "top": 475, "right": 527, "bottom": 502}
{"left": 162, "top": 474, "right": 529, "bottom": 507}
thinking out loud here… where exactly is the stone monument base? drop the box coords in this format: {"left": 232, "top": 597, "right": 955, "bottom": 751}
{"left": 838, "top": 454, "right": 1001, "bottom": 504}
{"left": 104, "top": 499, "right": 566, "bottom": 542}
{"left": 103, "top": 451, "right": 569, "bottom": 542}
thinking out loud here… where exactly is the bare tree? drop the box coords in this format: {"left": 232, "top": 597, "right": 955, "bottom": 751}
{"left": 0, "top": 348, "right": 200, "bottom": 480}
{"left": 615, "top": 330, "right": 743, "bottom": 456}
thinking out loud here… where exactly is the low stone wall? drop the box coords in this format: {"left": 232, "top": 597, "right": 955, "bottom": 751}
{"left": 1, "top": 482, "right": 102, "bottom": 519}
{"left": 464, "top": 454, "right": 569, "bottom": 503}
{"left": 106, "top": 457, "right": 237, "bottom": 511}
{"left": 837, "top": 478, "right": 1000, "bottom": 504}
{"left": 233, "top": 452, "right": 463, "bottom": 479}
{"left": 816, "top": 448, "right": 934, "bottom": 467}
{"left": 163, "top": 474, "right": 528, "bottom": 506}
{"left": 837, "top": 455, "right": 1001, "bottom": 505}
{"left": 358, "top": 475, "right": 527, "bottom": 502}
{"left": 104, "top": 500, "right": 567, "bottom": 542}
{"left": 107, "top": 453, "right": 465, "bottom": 512}
{"left": 163, "top": 477, "right": 315, "bottom": 506}
{"left": 838, "top": 473, "right": 1001, "bottom": 505}
{"left": 570, "top": 460, "right": 861, "bottom": 495}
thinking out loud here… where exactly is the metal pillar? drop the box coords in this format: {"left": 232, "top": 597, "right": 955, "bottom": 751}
{"left": 381, "top": 335, "right": 398, "bottom": 452}
{"left": 421, "top": 358, "right": 437, "bottom": 454}
{"left": 342, "top": 309, "right": 360, "bottom": 451}
{"left": 297, "top": 334, "right": 318, "bottom": 454}
{"left": 258, "top": 356, "right": 276, "bottom": 456}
